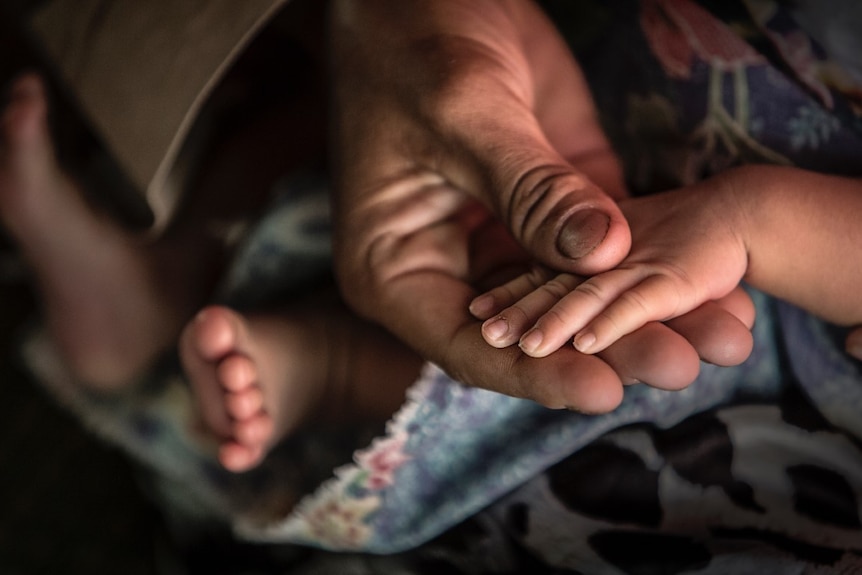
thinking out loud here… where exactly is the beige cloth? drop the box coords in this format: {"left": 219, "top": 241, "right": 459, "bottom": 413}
{"left": 29, "top": 0, "right": 289, "bottom": 231}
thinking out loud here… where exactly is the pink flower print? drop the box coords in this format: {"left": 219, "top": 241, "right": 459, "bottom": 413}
{"left": 640, "top": 0, "right": 764, "bottom": 79}
{"left": 355, "top": 432, "right": 412, "bottom": 491}
{"left": 302, "top": 492, "right": 378, "bottom": 548}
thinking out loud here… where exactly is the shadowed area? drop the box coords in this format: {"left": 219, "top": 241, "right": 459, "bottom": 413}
{"left": 0, "top": 4, "right": 165, "bottom": 572}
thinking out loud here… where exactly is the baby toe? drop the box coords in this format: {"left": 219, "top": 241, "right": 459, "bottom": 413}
{"left": 234, "top": 412, "right": 274, "bottom": 447}
{"left": 225, "top": 386, "right": 264, "bottom": 420}
{"left": 218, "top": 353, "right": 257, "bottom": 392}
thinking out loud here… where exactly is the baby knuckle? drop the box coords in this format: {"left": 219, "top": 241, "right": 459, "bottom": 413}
{"left": 503, "top": 303, "right": 531, "bottom": 325}
{"left": 538, "top": 306, "right": 571, "bottom": 331}
{"left": 540, "top": 276, "right": 576, "bottom": 300}
{"left": 617, "top": 287, "right": 657, "bottom": 317}
{"left": 573, "top": 279, "right": 607, "bottom": 302}
{"left": 524, "top": 266, "right": 554, "bottom": 289}
{"left": 652, "top": 273, "right": 689, "bottom": 316}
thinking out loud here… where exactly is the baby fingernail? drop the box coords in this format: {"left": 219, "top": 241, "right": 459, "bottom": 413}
{"left": 469, "top": 294, "right": 495, "bottom": 318}
{"left": 557, "top": 208, "right": 610, "bottom": 259}
{"left": 574, "top": 331, "right": 597, "bottom": 353}
{"left": 519, "top": 329, "right": 544, "bottom": 354}
{"left": 483, "top": 317, "right": 509, "bottom": 341}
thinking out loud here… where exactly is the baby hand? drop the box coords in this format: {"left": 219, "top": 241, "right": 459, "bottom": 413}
{"left": 471, "top": 181, "right": 750, "bottom": 357}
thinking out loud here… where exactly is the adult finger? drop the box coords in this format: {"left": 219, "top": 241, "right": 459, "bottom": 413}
{"left": 597, "top": 322, "right": 701, "bottom": 390}
{"left": 598, "top": 288, "right": 756, "bottom": 390}
{"left": 665, "top": 287, "right": 755, "bottom": 367}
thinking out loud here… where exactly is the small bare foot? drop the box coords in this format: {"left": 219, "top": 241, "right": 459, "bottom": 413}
{"left": 179, "top": 298, "right": 422, "bottom": 473}
{"left": 180, "top": 305, "right": 299, "bottom": 472}
{"left": 0, "top": 74, "right": 217, "bottom": 389}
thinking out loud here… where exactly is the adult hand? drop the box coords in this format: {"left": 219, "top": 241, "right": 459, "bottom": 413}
{"left": 329, "top": 0, "right": 753, "bottom": 411}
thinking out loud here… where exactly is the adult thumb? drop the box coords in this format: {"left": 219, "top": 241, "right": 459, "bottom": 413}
{"left": 494, "top": 0, "right": 630, "bottom": 274}
{"left": 435, "top": 0, "right": 632, "bottom": 275}
{"left": 466, "top": 125, "right": 632, "bottom": 276}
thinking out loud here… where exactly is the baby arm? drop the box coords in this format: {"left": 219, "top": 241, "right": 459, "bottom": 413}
{"left": 471, "top": 165, "right": 862, "bottom": 357}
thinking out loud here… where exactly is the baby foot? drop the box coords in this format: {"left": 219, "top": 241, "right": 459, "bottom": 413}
{"left": 180, "top": 305, "right": 327, "bottom": 472}
{"left": 0, "top": 73, "right": 204, "bottom": 389}
{"left": 180, "top": 299, "right": 423, "bottom": 473}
